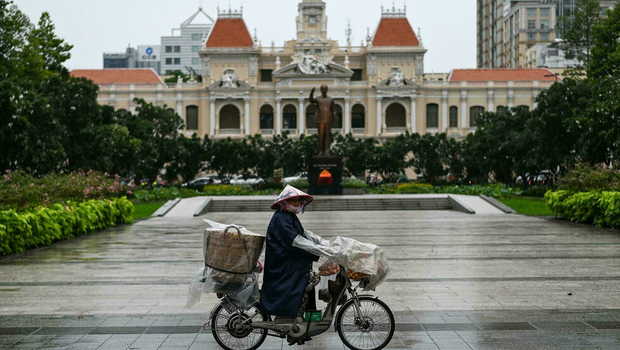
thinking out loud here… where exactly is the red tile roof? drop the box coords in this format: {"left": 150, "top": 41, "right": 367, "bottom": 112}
{"left": 71, "top": 69, "right": 163, "bottom": 85}
{"left": 206, "top": 18, "right": 253, "bottom": 48}
{"left": 372, "top": 17, "right": 420, "bottom": 47}
{"left": 449, "top": 69, "right": 557, "bottom": 82}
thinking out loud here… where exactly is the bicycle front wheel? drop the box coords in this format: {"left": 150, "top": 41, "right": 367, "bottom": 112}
{"left": 335, "top": 296, "right": 395, "bottom": 350}
{"left": 210, "top": 302, "right": 268, "bottom": 350}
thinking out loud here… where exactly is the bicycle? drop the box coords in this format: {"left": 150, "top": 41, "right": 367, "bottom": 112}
{"left": 208, "top": 265, "right": 395, "bottom": 350}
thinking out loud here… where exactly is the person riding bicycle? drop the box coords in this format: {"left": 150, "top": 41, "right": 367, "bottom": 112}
{"left": 261, "top": 185, "right": 324, "bottom": 320}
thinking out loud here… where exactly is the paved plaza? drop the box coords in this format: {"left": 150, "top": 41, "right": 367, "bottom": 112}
{"left": 1, "top": 205, "right": 620, "bottom": 349}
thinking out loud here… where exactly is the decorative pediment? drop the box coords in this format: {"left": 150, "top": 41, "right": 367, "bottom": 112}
{"left": 273, "top": 54, "right": 353, "bottom": 79}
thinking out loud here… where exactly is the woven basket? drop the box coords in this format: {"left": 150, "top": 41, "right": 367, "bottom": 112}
{"left": 204, "top": 226, "right": 264, "bottom": 274}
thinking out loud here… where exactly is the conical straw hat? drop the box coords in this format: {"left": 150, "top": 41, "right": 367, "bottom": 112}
{"left": 271, "top": 185, "right": 314, "bottom": 209}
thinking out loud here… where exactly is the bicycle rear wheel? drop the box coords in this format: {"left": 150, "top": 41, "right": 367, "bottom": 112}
{"left": 210, "top": 302, "right": 268, "bottom": 350}
{"left": 335, "top": 296, "right": 395, "bottom": 350}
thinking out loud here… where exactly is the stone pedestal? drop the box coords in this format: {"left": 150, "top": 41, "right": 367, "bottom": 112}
{"left": 308, "top": 155, "right": 343, "bottom": 195}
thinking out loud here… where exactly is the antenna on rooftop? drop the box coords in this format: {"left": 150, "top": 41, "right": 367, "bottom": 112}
{"left": 346, "top": 20, "right": 352, "bottom": 47}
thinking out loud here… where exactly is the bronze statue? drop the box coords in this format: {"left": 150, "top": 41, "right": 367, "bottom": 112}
{"left": 309, "top": 85, "right": 335, "bottom": 156}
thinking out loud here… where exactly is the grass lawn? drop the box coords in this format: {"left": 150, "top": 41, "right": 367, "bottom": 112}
{"left": 498, "top": 196, "right": 554, "bottom": 216}
{"left": 132, "top": 201, "right": 167, "bottom": 221}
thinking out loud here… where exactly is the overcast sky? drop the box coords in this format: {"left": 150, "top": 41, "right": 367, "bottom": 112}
{"left": 14, "top": 0, "right": 476, "bottom": 73}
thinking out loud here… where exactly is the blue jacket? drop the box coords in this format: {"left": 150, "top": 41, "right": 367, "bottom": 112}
{"left": 261, "top": 210, "right": 319, "bottom": 317}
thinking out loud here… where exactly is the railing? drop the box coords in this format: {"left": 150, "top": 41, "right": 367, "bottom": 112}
{"left": 219, "top": 129, "right": 241, "bottom": 135}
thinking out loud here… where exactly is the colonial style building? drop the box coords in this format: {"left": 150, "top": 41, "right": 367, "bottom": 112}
{"left": 74, "top": 0, "right": 557, "bottom": 140}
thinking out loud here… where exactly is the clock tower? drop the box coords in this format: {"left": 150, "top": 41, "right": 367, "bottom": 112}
{"left": 296, "top": 0, "right": 328, "bottom": 42}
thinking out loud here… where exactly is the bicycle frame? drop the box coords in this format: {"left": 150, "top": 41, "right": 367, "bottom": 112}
{"left": 214, "top": 266, "right": 368, "bottom": 345}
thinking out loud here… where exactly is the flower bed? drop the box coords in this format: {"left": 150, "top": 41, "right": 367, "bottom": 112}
{"left": 0, "top": 197, "right": 134, "bottom": 256}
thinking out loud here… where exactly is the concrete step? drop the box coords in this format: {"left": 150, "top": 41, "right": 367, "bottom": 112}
{"left": 206, "top": 197, "right": 453, "bottom": 212}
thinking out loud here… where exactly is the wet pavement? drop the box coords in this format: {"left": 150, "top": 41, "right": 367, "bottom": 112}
{"left": 1, "top": 208, "right": 620, "bottom": 349}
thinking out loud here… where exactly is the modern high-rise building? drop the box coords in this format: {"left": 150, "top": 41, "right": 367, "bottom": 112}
{"left": 160, "top": 7, "right": 214, "bottom": 76}
{"left": 102, "top": 8, "right": 213, "bottom": 76}
{"left": 477, "top": 0, "right": 617, "bottom": 68}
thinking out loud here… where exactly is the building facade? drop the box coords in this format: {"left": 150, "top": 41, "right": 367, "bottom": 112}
{"left": 79, "top": 0, "right": 556, "bottom": 140}
{"left": 103, "top": 46, "right": 161, "bottom": 74}
{"left": 477, "top": 0, "right": 617, "bottom": 68}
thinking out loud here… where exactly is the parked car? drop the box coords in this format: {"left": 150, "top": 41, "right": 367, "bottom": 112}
{"left": 230, "top": 175, "right": 265, "bottom": 186}
{"left": 283, "top": 172, "right": 308, "bottom": 184}
{"left": 183, "top": 176, "right": 221, "bottom": 190}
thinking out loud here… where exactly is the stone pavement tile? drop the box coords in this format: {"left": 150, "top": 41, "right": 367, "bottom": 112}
{"left": 96, "top": 334, "right": 140, "bottom": 350}
{"left": 408, "top": 344, "right": 440, "bottom": 350}
{"left": 160, "top": 333, "right": 197, "bottom": 347}
{"left": 0, "top": 334, "right": 24, "bottom": 346}
{"left": 75, "top": 334, "right": 111, "bottom": 344}
{"left": 44, "top": 335, "right": 83, "bottom": 346}
{"left": 529, "top": 321, "right": 596, "bottom": 333}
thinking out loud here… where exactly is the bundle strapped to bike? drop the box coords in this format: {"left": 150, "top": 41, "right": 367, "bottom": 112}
{"left": 186, "top": 220, "right": 265, "bottom": 309}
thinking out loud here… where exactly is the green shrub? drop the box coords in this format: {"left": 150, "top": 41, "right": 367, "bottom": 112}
{"left": 558, "top": 164, "right": 620, "bottom": 192}
{"left": 395, "top": 183, "right": 433, "bottom": 194}
{"left": 435, "top": 184, "right": 523, "bottom": 197}
{"left": 598, "top": 192, "right": 620, "bottom": 227}
{"left": 201, "top": 185, "right": 276, "bottom": 196}
{"left": 545, "top": 190, "right": 620, "bottom": 228}
{"left": 0, "top": 197, "right": 134, "bottom": 256}
{"left": 287, "top": 179, "right": 310, "bottom": 189}
{"left": 342, "top": 178, "right": 368, "bottom": 189}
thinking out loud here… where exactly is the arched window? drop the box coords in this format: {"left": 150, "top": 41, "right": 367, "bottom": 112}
{"left": 469, "top": 106, "right": 485, "bottom": 127}
{"left": 259, "top": 105, "right": 274, "bottom": 129}
{"left": 306, "top": 104, "right": 317, "bottom": 129}
{"left": 186, "top": 105, "right": 199, "bottom": 130}
{"left": 426, "top": 103, "right": 439, "bottom": 128}
{"left": 449, "top": 106, "right": 458, "bottom": 128}
{"left": 497, "top": 105, "right": 508, "bottom": 113}
{"left": 351, "top": 104, "right": 365, "bottom": 129}
{"left": 283, "top": 105, "right": 297, "bottom": 130}
{"left": 332, "top": 104, "right": 343, "bottom": 129}
{"left": 219, "top": 105, "right": 241, "bottom": 130}
{"left": 385, "top": 103, "right": 406, "bottom": 128}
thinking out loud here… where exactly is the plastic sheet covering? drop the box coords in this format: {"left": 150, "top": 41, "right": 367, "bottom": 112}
{"left": 186, "top": 220, "right": 265, "bottom": 309}
{"left": 293, "top": 234, "right": 389, "bottom": 291}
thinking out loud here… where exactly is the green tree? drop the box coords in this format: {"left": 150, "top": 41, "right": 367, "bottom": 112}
{"left": 332, "top": 134, "right": 377, "bottom": 177}
{"left": 558, "top": 0, "right": 605, "bottom": 70}
{"left": 409, "top": 133, "right": 450, "bottom": 185}
{"left": 590, "top": 5, "right": 620, "bottom": 78}
{"left": 121, "top": 99, "right": 185, "bottom": 182}
{"left": 165, "top": 134, "right": 205, "bottom": 183}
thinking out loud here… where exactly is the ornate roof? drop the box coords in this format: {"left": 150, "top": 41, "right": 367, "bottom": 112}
{"left": 70, "top": 69, "right": 163, "bottom": 85}
{"left": 372, "top": 11, "right": 420, "bottom": 47}
{"left": 205, "top": 12, "right": 253, "bottom": 48}
{"left": 449, "top": 69, "right": 557, "bottom": 82}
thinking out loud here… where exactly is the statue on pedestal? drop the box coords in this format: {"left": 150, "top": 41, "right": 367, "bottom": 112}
{"left": 309, "top": 85, "right": 335, "bottom": 156}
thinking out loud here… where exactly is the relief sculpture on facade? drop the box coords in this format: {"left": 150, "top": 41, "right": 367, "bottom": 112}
{"left": 295, "top": 54, "right": 330, "bottom": 75}
{"left": 388, "top": 67, "right": 405, "bottom": 87}
{"left": 220, "top": 69, "right": 239, "bottom": 88}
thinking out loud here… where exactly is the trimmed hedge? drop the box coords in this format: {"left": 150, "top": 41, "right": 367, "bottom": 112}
{"left": 0, "top": 197, "right": 134, "bottom": 256}
{"left": 545, "top": 190, "right": 620, "bottom": 228}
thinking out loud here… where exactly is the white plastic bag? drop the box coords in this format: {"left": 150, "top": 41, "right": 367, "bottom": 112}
{"left": 186, "top": 220, "right": 265, "bottom": 309}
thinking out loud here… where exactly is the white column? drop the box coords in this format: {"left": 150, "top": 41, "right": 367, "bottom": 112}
{"left": 460, "top": 91, "right": 468, "bottom": 129}
{"left": 244, "top": 98, "right": 251, "bottom": 136}
{"left": 410, "top": 96, "right": 417, "bottom": 133}
{"left": 298, "top": 98, "right": 305, "bottom": 135}
{"left": 376, "top": 97, "right": 383, "bottom": 136}
{"left": 275, "top": 98, "right": 282, "bottom": 134}
{"left": 209, "top": 98, "right": 216, "bottom": 137}
{"left": 344, "top": 98, "right": 351, "bottom": 134}
{"left": 487, "top": 90, "right": 495, "bottom": 112}
{"left": 441, "top": 91, "right": 449, "bottom": 132}
{"left": 508, "top": 81, "right": 515, "bottom": 108}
